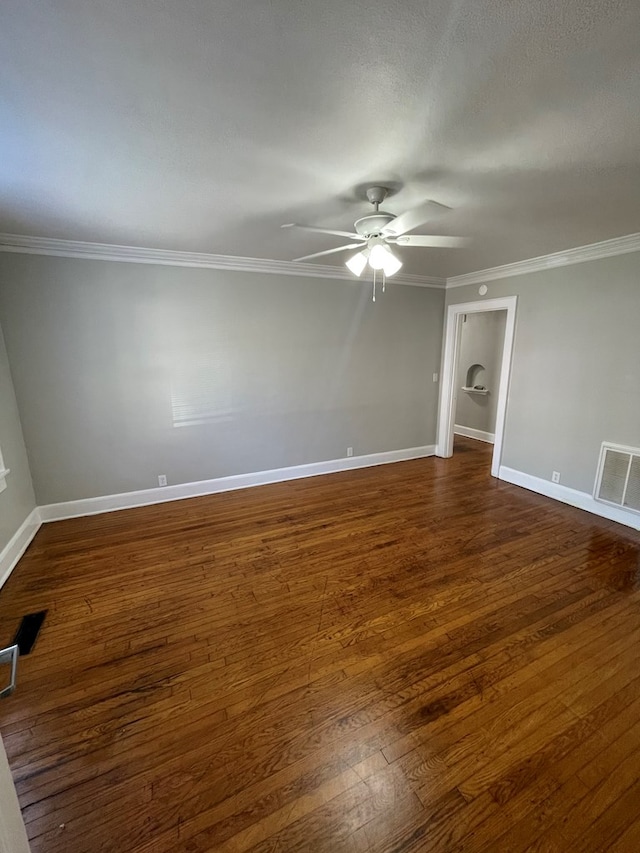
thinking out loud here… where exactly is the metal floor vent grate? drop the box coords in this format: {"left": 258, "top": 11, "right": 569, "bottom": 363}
{"left": 594, "top": 443, "right": 640, "bottom": 514}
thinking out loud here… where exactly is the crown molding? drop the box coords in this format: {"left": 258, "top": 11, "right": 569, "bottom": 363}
{"left": 446, "top": 232, "right": 640, "bottom": 288}
{"left": 0, "top": 233, "right": 446, "bottom": 289}
{"left": 2, "top": 230, "right": 638, "bottom": 292}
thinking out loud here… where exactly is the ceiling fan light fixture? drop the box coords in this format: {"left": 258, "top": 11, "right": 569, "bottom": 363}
{"left": 379, "top": 250, "right": 402, "bottom": 277}
{"left": 367, "top": 243, "right": 388, "bottom": 270}
{"left": 285, "top": 186, "right": 463, "bottom": 286}
{"left": 345, "top": 249, "right": 368, "bottom": 276}
{"left": 368, "top": 243, "right": 402, "bottom": 277}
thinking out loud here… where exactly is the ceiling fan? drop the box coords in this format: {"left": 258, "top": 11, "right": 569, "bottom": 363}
{"left": 282, "top": 186, "right": 467, "bottom": 299}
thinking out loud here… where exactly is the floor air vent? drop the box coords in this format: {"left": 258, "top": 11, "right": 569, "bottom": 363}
{"left": 594, "top": 443, "right": 640, "bottom": 514}
{"left": 12, "top": 611, "right": 47, "bottom": 656}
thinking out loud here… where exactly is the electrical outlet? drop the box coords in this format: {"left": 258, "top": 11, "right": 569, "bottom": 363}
{"left": 433, "top": 373, "right": 438, "bottom": 383}
{"left": 158, "top": 474, "right": 167, "bottom": 486}
{"left": 346, "top": 447, "right": 353, "bottom": 457}
{"left": 552, "top": 471, "right": 560, "bottom": 484}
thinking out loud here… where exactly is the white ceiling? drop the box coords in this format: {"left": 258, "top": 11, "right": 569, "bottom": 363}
{"left": 2, "top": 0, "right": 640, "bottom": 278}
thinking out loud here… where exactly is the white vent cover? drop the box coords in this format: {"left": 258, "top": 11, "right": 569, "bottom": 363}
{"left": 594, "top": 443, "right": 640, "bottom": 514}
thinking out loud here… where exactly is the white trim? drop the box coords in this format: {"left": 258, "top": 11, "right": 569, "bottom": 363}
{"left": 38, "top": 445, "right": 436, "bottom": 522}
{"left": 0, "top": 441, "right": 7, "bottom": 494}
{"left": 446, "top": 232, "right": 640, "bottom": 288}
{"left": 436, "top": 296, "right": 517, "bottom": 478}
{"left": 0, "top": 233, "right": 445, "bottom": 289}
{"left": 499, "top": 466, "right": 640, "bottom": 532}
{"left": 3, "top": 230, "right": 639, "bottom": 292}
{"left": 454, "top": 425, "right": 495, "bottom": 444}
{"left": 0, "top": 509, "right": 41, "bottom": 590}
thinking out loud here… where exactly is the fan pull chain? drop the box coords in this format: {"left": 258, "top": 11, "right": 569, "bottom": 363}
{"left": 382, "top": 271, "right": 386, "bottom": 293}
{"left": 372, "top": 270, "right": 376, "bottom": 302}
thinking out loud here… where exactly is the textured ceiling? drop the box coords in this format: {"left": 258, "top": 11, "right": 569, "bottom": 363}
{"left": 1, "top": 0, "right": 640, "bottom": 277}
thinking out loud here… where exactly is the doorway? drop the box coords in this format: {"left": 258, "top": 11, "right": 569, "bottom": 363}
{"left": 436, "top": 296, "right": 517, "bottom": 477}
{"left": 454, "top": 309, "right": 507, "bottom": 449}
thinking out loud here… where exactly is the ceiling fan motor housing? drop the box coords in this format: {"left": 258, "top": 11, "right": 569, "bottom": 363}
{"left": 354, "top": 212, "right": 396, "bottom": 237}
{"left": 355, "top": 186, "right": 397, "bottom": 236}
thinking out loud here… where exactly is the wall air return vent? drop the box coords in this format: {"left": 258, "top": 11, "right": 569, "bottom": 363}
{"left": 594, "top": 443, "right": 640, "bottom": 514}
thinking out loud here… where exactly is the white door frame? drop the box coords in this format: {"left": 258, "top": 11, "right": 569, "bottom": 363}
{"left": 436, "top": 295, "right": 518, "bottom": 478}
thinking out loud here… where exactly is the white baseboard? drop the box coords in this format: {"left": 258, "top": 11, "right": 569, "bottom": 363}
{"left": 0, "top": 509, "right": 42, "bottom": 589}
{"left": 499, "top": 466, "right": 640, "bottom": 532}
{"left": 5, "top": 456, "right": 636, "bottom": 585}
{"left": 39, "top": 445, "right": 436, "bottom": 522}
{"left": 454, "top": 425, "right": 495, "bottom": 444}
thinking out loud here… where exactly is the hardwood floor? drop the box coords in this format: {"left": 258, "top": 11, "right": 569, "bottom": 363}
{"left": 1, "top": 437, "right": 640, "bottom": 852}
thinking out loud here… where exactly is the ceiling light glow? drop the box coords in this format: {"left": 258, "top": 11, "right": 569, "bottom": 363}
{"left": 379, "top": 249, "right": 402, "bottom": 277}
{"left": 368, "top": 244, "right": 402, "bottom": 276}
{"left": 368, "top": 243, "right": 389, "bottom": 270}
{"left": 345, "top": 250, "right": 368, "bottom": 276}
{"left": 345, "top": 243, "right": 402, "bottom": 280}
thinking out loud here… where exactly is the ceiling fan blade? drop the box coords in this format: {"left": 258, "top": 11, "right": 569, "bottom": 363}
{"left": 381, "top": 200, "right": 451, "bottom": 237}
{"left": 293, "top": 243, "right": 363, "bottom": 262}
{"left": 282, "top": 223, "right": 361, "bottom": 240}
{"left": 391, "top": 235, "right": 468, "bottom": 248}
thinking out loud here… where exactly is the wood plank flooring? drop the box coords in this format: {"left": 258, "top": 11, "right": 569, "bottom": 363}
{"left": 1, "top": 437, "right": 640, "bottom": 852}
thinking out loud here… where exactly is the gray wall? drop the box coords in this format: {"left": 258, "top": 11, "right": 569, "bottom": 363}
{"left": 454, "top": 311, "right": 506, "bottom": 436}
{"left": 446, "top": 252, "right": 640, "bottom": 494}
{"left": 0, "top": 254, "right": 444, "bottom": 505}
{"left": 0, "top": 320, "right": 35, "bottom": 552}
